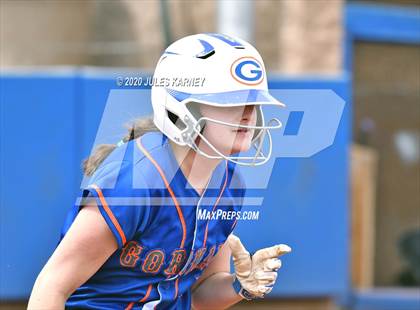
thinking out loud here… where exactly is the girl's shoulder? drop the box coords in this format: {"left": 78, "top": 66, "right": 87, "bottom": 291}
{"left": 94, "top": 131, "right": 177, "bottom": 193}
{"left": 90, "top": 131, "right": 170, "bottom": 189}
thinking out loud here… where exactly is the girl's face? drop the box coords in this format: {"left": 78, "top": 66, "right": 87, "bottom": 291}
{"left": 198, "top": 104, "right": 257, "bottom": 156}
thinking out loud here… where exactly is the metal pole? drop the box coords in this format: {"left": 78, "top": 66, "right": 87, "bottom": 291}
{"left": 217, "top": 0, "right": 254, "bottom": 43}
{"left": 160, "top": 0, "right": 172, "bottom": 46}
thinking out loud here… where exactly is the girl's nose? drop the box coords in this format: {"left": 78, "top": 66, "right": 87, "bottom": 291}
{"left": 241, "top": 105, "right": 255, "bottom": 121}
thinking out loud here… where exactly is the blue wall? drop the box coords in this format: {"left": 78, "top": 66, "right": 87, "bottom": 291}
{"left": 345, "top": 2, "right": 420, "bottom": 72}
{"left": 0, "top": 70, "right": 350, "bottom": 300}
{"left": 344, "top": 2, "right": 420, "bottom": 310}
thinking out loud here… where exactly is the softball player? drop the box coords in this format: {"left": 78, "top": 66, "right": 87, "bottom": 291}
{"left": 28, "top": 33, "right": 291, "bottom": 310}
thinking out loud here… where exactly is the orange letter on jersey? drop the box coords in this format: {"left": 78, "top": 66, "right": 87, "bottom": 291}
{"left": 120, "top": 241, "right": 143, "bottom": 267}
{"left": 164, "top": 249, "right": 187, "bottom": 276}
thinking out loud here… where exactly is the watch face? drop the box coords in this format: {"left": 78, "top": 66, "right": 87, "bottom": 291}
{"left": 241, "top": 289, "right": 256, "bottom": 300}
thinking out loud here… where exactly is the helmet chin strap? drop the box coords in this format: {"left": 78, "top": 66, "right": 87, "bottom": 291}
{"left": 181, "top": 116, "right": 282, "bottom": 166}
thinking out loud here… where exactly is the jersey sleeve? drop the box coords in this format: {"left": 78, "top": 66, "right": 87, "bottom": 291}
{"left": 79, "top": 160, "right": 151, "bottom": 248}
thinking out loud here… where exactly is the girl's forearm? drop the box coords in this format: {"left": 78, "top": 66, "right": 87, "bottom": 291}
{"left": 27, "top": 275, "right": 68, "bottom": 310}
{"left": 192, "top": 272, "right": 243, "bottom": 310}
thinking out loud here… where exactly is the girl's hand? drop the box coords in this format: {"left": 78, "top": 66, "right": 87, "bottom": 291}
{"left": 227, "top": 234, "right": 291, "bottom": 299}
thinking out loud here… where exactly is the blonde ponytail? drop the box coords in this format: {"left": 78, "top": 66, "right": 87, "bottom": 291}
{"left": 82, "top": 116, "right": 158, "bottom": 176}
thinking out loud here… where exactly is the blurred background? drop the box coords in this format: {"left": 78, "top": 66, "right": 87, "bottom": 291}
{"left": 0, "top": 0, "right": 419, "bottom": 309}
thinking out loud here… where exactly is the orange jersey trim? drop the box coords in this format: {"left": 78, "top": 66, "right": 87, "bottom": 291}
{"left": 140, "top": 283, "right": 153, "bottom": 302}
{"left": 125, "top": 283, "right": 153, "bottom": 310}
{"left": 90, "top": 184, "right": 127, "bottom": 245}
{"left": 174, "top": 278, "right": 179, "bottom": 299}
{"left": 203, "top": 161, "right": 229, "bottom": 248}
{"left": 136, "top": 138, "right": 187, "bottom": 249}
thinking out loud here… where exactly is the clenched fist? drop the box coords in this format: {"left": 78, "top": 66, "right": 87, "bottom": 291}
{"left": 228, "top": 234, "right": 291, "bottom": 299}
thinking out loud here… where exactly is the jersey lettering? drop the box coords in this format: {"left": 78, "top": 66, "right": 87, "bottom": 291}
{"left": 185, "top": 248, "right": 207, "bottom": 275}
{"left": 120, "top": 241, "right": 143, "bottom": 267}
{"left": 142, "top": 249, "right": 165, "bottom": 273}
{"left": 198, "top": 245, "right": 216, "bottom": 270}
{"left": 164, "top": 249, "right": 187, "bottom": 276}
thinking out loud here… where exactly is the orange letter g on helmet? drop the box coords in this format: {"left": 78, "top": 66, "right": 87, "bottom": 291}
{"left": 230, "top": 57, "right": 264, "bottom": 86}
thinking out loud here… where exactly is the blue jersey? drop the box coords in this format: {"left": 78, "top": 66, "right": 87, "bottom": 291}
{"left": 60, "top": 132, "right": 246, "bottom": 310}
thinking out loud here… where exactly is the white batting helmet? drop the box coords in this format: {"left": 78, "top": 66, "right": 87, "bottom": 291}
{"left": 151, "top": 33, "right": 285, "bottom": 166}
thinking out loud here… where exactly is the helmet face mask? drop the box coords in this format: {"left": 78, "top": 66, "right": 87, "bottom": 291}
{"left": 186, "top": 110, "right": 282, "bottom": 166}
{"left": 151, "top": 33, "right": 285, "bottom": 166}
{"left": 163, "top": 99, "right": 282, "bottom": 166}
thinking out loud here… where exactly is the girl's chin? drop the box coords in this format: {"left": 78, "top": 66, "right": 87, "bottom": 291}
{"left": 200, "top": 136, "right": 253, "bottom": 157}
{"left": 228, "top": 141, "right": 252, "bottom": 155}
